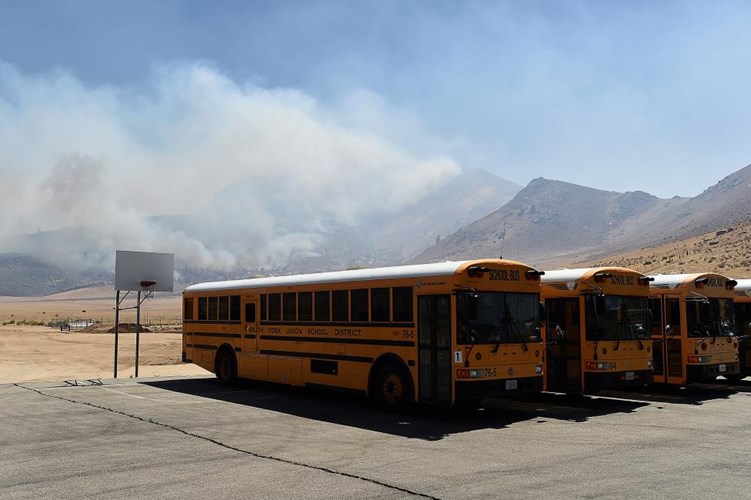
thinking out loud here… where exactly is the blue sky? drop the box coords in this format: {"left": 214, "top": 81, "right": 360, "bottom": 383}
{"left": 1, "top": 1, "right": 751, "bottom": 268}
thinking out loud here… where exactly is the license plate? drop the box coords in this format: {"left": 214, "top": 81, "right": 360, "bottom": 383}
{"left": 506, "top": 379, "right": 518, "bottom": 390}
{"left": 719, "top": 364, "right": 727, "bottom": 372}
{"left": 625, "top": 371, "right": 635, "bottom": 381}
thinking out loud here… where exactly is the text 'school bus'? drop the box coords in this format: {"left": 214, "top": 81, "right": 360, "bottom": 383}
{"left": 182, "top": 259, "right": 545, "bottom": 409}
{"left": 731, "top": 278, "right": 751, "bottom": 381}
{"left": 540, "top": 267, "right": 654, "bottom": 394}
{"left": 647, "top": 273, "right": 740, "bottom": 384}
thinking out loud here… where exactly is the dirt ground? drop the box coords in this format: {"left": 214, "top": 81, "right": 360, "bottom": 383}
{"left": 0, "top": 288, "right": 210, "bottom": 384}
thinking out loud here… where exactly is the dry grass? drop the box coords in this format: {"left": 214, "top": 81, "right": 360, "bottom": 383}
{"left": 0, "top": 288, "right": 207, "bottom": 384}
{"left": 579, "top": 220, "right": 751, "bottom": 278}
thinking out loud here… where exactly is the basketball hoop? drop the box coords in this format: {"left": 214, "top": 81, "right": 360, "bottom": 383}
{"left": 140, "top": 280, "right": 157, "bottom": 299}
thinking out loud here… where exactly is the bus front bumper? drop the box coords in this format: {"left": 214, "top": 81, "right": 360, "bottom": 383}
{"left": 583, "top": 369, "right": 653, "bottom": 391}
{"left": 687, "top": 362, "right": 740, "bottom": 382}
{"left": 456, "top": 376, "right": 543, "bottom": 401}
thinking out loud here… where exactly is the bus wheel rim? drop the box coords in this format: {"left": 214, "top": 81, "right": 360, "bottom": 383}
{"left": 382, "top": 373, "right": 402, "bottom": 403}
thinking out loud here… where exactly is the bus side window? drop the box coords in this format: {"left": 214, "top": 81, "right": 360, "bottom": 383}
{"left": 184, "top": 298, "right": 194, "bottom": 320}
{"left": 315, "top": 291, "right": 331, "bottom": 322}
{"left": 283, "top": 292, "right": 297, "bottom": 322}
{"left": 245, "top": 302, "right": 256, "bottom": 323}
{"left": 299, "top": 292, "right": 313, "bottom": 322}
{"left": 219, "top": 296, "right": 229, "bottom": 321}
{"left": 371, "top": 288, "right": 389, "bottom": 322}
{"left": 208, "top": 297, "right": 218, "bottom": 321}
{"left": 392, "top": 287, "right": 413, "bottom": 322}
{"left": 261, "top": 294, "right": 268, "bottom": 321}
{"left": 351, "top": 289, "right": 369, "bottom": 322}
{"left": 268, "top": 293, "right": 281, "bottom": 321}
{"left": 230, "top": 296, "right": 241, "bottom": 321}
{"left": 198, "top": 297, "right": 208, "bottom": 320}
{"left": 332, "top": 290, "right": 348, "bottom": 322}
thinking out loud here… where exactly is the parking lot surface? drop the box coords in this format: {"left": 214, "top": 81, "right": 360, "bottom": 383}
{"left": 1, "top": 376, "right": 749, "bottom": 499}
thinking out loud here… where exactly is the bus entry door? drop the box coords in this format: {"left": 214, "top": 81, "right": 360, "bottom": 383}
{"left": 242, "top": 297, "right": 259, "bottom": 354}
{"left": 418, "top": 295, "right": 452, "bottom": 405}
{"left": 545, "top": 297, "right": 581, "bottom": 393}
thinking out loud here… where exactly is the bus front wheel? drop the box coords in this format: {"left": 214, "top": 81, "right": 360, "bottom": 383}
{"left": 215, "top": 347, "right": 238, "bottom": 386}
{"left": 374, "top": 363, "right": 412, "bottom": 411}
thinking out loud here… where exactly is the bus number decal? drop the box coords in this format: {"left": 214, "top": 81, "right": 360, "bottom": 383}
{"left": 402, "top": 329, "right": 415, "bottom": 340}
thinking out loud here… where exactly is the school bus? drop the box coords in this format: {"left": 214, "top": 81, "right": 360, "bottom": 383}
{"left": 647, "top": 273, "right": 740, "bottom": 384}
{"left": 540, "top": 267, "right": 654, "bottom": 394}
{"left": 731, "top": 278, "right": 751, "bottom": 381}
{"left": 182, "top": 259, "right": 545, "bottom": 409}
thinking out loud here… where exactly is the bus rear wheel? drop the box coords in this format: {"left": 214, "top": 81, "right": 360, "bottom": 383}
{"left": 215, "top": 347, "right": 238, "bottom": 386}
{"left": 374, "top": 364, "right": 412, "bottom": 411}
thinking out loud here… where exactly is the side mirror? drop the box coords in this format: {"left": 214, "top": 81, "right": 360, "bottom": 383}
{"left": 665, "top": 324, "right": 673, "bottom": 336}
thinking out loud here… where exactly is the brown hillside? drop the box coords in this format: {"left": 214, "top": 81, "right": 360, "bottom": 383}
{"left": 577, "top": 220, "right": 751, "bottom": 278}
{"left": 409, "top": 163, "right": 751, "bottom": 268}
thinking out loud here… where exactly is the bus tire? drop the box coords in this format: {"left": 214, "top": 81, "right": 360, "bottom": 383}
{"left": 215, "top": 346, "right": 238, "bottom": 386}
{"left": 373, "top": 362, "right": 412, "bottom": 411}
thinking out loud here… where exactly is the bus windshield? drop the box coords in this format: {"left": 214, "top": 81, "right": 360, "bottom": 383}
{"left": 585, "top": 295, "right": 650, "bottom": 341}
{"left": 457, "top": 292, "right": 540, "bottom": 345}
{"left": 686, "top": 298, "right": 735, "bottom": 338}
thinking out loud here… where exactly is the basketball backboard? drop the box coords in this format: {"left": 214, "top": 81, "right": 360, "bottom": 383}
{"left": 115, "top": 250, "right": 174, "bottom": 292}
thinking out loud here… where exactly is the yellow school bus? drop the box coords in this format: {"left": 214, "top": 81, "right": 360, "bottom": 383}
{"left": 182, "top": 259, "right": 545, "bottom": 409}
{"left": 540, "top": 267, "right": 654, "bottom": 394}
{"left": 731, "top": 278, "right": 751, "bottom": 381}
{"left": 648, "top": 273, "right": 740, "bottom": 384}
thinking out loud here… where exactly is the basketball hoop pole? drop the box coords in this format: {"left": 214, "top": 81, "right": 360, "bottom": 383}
{"left": 135, "top": 289, "right": 141, "bottom": 378}
{"left": 113, "top": 289, "right": 132, "bottom": 379}
{"left": 135, "top": 280, "right": 157, "bottom": 378}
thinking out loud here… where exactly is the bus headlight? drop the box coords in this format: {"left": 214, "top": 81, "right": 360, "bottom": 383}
{"left": 647, "top": 359, "right": 653, "bottom": 368}
{"left": 535, "top": 364, "right": 543, "bottom": 374}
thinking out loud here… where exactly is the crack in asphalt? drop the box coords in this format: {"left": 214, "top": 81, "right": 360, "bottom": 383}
{"left": 14, "top": 383, "right": 439, "bottom": 499}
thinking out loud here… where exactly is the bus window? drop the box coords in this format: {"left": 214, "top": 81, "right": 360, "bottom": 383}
{"left": 283, "top": 292, "right": 296, "bottom": 322}
{"left": 393, "top": 287, "right": 414, "bottom": 322}
{"left": 351, "top": 289, "right": 369, "bottom": 322}
{"left": 268, "top": 293, "right": 281, "bottom": 321}
{"left": 198, "top": 297, "right": 208, "bottom": 320}
{"left": 245, "top": 302, "right": 256, "bottom": 323}
{"left": 261, "top": 294, "right": 268, "bottom": 321}
{"left": 332, "top": 290, "right": 348, "bottom": 321}
{"left": 315, "top": 291, "right": 330, "bottom": 322}
{"left": 230, "top": 296, "right": 241, "bottom": 321}
{"left": 208, "top": 297, "right": 218, "bottom": 321}
{"left": 299, "top": 292, "right": 313, "bottom": 322}
{"left": 666, "top": 298, "right": 680, "bottom": 335}
{"left": 184, "top": 298, "right": 194, "bottom": 320}
{"left": 687, "top": 298, "right": 735, "bottom": 337}
{"left": 648, "top": 298, "right": 662, "bottom": 336}
{"left": 585, "top": 296, "right": 649, "bottom": 340}
{"left": 371, "top": 288, "right": 390, "bottom": 322}
{"left": 457, "top": 292, "right": 539, "bottom": 344}
{"left": 219, "top": 296, "right": 229, "bottom": 321}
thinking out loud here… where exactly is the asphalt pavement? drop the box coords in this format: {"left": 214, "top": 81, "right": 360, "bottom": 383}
{"left": 1, "top": 376, "right": 749, "bottom": 499}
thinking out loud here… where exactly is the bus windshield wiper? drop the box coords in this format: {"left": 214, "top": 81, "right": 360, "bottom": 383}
{"left": 498, "top": 302, "right": 528, "bottom": 352}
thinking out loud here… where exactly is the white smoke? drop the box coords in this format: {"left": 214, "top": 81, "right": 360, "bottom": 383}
{"left": 0, "top": 61, "right": 461, "bottom": 271}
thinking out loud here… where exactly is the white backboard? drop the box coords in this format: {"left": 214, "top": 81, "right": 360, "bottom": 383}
{"left": 115, "top": 250, "right": 174, "bottom": 292}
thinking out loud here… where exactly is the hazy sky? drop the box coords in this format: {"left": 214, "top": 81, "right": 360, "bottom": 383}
{"left": 1, "top": 1, "right": 751, "bottom": 270}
